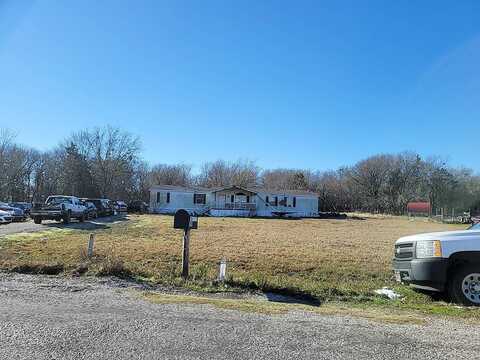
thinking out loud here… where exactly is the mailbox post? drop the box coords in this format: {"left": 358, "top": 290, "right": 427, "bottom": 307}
{"left": 174, "top": 209, "right": 198, "bottom": 279}
{"left": 182, "top": 229, "right": 189, "bottom": 278}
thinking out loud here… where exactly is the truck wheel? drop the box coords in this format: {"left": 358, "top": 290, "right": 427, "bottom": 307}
{"left": 449, "top": 265, "right": 480, "bottom": 306}
{"left": 63, "top": 211, "right": 71, "bottom": 224}
{"left": 34, "top": 217, "right": 42, "bottom": 224}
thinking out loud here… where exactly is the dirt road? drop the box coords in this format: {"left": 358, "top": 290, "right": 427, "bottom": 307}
{"left": 1, "top": 273, "right": 479, "bottom": 360}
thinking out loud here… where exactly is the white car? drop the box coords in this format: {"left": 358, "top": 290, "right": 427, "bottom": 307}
{"left": 393, "top": 223, "right": 480, "bottom": 306}
{"left": 0, "top": 210, "right": 13, "bottom": 224}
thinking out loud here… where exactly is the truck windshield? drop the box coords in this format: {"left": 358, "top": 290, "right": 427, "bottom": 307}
{"left": 46, "top": 197, "right": 71, "bottom": 205}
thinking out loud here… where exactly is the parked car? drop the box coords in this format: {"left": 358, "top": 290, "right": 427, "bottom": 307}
{"left": 128, "top": 200, "right": 149, "bottom": 214}
{"left": 83, "top": 201, "right": 98, "bottom": 219}
{"left": 113, "top": 200, "right": 128, "bottom": 212}
{"left": 0, "top": 210, "right": 13, "bottom": 224}
{"left": 0, "top": 202, "right": 27, "bottom": 222}
{"left": 393, "top": 222, "right": 480, "bottom": 306}
{"left": 9, "top": 202, "right": 32, "bottom": 216}
{"left": 30, "top": 195, "right": 87, "bottom": 224}
{"left": 81, "top": 198, "right": 114, "bottom": 217}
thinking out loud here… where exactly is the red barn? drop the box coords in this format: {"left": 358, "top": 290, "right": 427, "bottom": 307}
{"left": 407, "top": 202, "right": 431, "bottom": 215}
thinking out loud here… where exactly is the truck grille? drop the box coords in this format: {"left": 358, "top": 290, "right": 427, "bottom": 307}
{"left": 394, "top": 242, "right": 414, "bottom": 260}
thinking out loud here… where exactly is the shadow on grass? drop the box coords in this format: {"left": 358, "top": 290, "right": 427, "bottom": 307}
{"left": 256, "top": 213, "right": 351, "bottom": 221}
{"left": 252, "top": 216, "right": 303, "bottom": 221}
{"left": 95, "top": 257, "right": 135, "bottom": 278}
{"left": 42, "top": 214, "right": 129, "bottom": 231}
{"left": 412, "top": 287, "right": 451, "bottom": 303}
{"left": 249, "top": 213, "right": 349, "bottom": 221}
{"left": 348, "top": 215, "right": 367, "bottom": 221}
{"left": 264, "top": 292, "right": 322, "bottom": 306}
{"left": 11, "top": 263, "right": 64, "bottom": 275}
{"left": 225, "top": 279, "right": 322, "bottom": 306}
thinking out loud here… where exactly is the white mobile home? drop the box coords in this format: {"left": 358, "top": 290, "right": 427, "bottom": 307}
{"left": 149, "top": 185, "right": 319, "bottom": 218}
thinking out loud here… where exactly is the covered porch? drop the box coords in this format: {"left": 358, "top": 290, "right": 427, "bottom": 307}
{"left": 211, "top": 186, "right": 257, "bottom": 211}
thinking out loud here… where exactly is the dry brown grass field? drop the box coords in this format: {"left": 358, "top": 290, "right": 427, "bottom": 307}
{"left": 0, "top": 214, "right": 466, "bottom": 305}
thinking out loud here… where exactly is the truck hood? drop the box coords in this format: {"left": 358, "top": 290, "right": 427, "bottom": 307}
{"left": 396, "top": 230, "right": 480, "bottom": 244}
{"left": 45, "top": 204, "right": 62, "bottom": 210}
{"left": 35, "top": 204, "right": 63, "bottom": 211}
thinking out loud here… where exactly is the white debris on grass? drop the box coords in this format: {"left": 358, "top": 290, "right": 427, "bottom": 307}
{"left": 374, "top": 287, "right": 402, "bottom": 300}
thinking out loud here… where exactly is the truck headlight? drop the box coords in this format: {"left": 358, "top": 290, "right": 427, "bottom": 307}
{"left": 416, "top": 240, "right": 442, "bottom": 258}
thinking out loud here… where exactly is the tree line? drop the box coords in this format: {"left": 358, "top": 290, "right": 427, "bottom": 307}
{"left": 1, "top": 126, "right": 479, "bottom": 214}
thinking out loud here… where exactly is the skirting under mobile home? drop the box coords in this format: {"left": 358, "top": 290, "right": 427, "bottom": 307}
{"left": 149, "top": 185, "right": 319, "bottom": 218}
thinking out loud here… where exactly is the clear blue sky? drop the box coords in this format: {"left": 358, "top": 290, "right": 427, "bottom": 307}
{"left": 0, "top": 0, "right": 479, "bottom": 172}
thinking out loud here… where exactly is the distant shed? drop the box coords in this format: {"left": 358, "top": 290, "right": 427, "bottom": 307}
{"left": 407, "top": 202, "right": 431, "bottom": 215}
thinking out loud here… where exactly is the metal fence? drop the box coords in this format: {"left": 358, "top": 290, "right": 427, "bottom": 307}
{"left": 429, "top": 208, "right": 471, "bottom": 224}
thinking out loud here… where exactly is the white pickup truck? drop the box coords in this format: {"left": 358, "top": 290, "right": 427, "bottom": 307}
{"left": 31, "top": 196, "right": 87, "bottom": 224}
{"left": 393, "top": 223, "right": 480, "bottom": 306}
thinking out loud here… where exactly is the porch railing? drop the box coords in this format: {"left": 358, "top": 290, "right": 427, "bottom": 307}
{"left": 222, "top": 203, "right": 256, "bottom": 210}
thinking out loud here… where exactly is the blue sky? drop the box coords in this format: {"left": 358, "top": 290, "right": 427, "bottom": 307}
{"left": 0, "top": 0, "right": 479, "bottom": 172}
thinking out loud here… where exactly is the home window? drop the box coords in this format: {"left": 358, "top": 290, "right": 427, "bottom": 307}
{"left": 266, "top": 195, "right": 279, "bottom": 206}
{"left": 194, "top": 193, "right": 206, "bottom": 205}
{"left": 246, "top": 195, "right": 250, "bottom": 203}
{"left": 293, "top": 197, "right": 296, "bottom": 207}
{"left": 279, "top": 196, "right": 287, "bottom": 206}
{"left": 235, "top": 193, "right": 247, "bottom": 203}
{"left": 156, "top": 192, "right": 160, "bottom": 203}
{"left": 231, "top": 195, "right": 234, "bottom": 203}
{"left": 166, "top": 192, "right": 170, "bottom": 203}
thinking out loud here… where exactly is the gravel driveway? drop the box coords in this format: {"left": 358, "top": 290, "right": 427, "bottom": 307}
{"left": 1, "top": 273, "right": 479, "bottom": 360}
{"left": 0, "top": 216, "right": 127, "bottom": 237}
{"left": 0, "top": 220, "right": 45, "bottom": 236}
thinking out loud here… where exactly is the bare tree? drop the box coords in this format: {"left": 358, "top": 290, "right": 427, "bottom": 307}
{"left": 421, "top": 157, "right": 457, "bottom": 213}
{"left": 261, "top": 169, "right": 312, "bottom": 190}
{"left": 126, "top": 161, "right": 151, "bottom": 201}
{"left": 383, "top": 152, "right": 423, "bottom": 214}
{"left": 65, "top": 126, "right": 142, "bottom": 199}
{"left": 348, "top": 155, "right": 392, "bottom": 212}
{"left": 31, "top": 150, "right": 63, "bottom": 201}
{"left": 0, "top": 128, "right": 17, "bottom": 198}
{"left": 311, "top": 170, "right": 346, "bottom": 211}
{"left": 0, "top": 128, "right": 39, "bottom": 201}
{"left": 198, "top": 159, "right": 259, "bottom": 187}
{"left": 150, "top": 164, "right": 192, "bottom": 187}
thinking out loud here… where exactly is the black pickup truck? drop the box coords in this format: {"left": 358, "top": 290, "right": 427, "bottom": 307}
{"left": 81, "top": 198, "right": 114, "bottom": 217}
